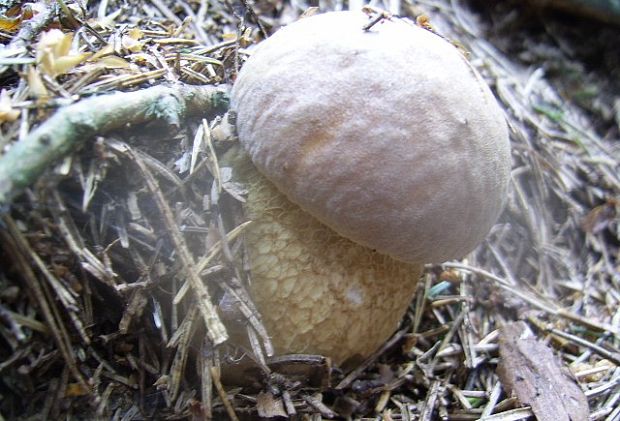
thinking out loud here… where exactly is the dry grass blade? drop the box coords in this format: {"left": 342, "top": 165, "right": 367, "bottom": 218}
{"left": 195, "top": 221, "right": 252, "bottom": 273}
{"left": 420, "top": 380, "right": 442, "bottom": 421}
{"left": 479, "top": 407, "right": 535, "bottom": 421}
{"left": 210, "top": 366, "right": 240, "bottom": 421}
{"left": 167, "top": 306, "right": 198, "bottom": 401}
{"left": 124, "top": 143, "right": 228, "bottom": 345}
{"left": 173, "top": 220, "right": 251, "bottom": 304}
{"left": 49, "top": 192, "right": 116, "bottom": 287}
{"left": 199, "top": 339, "right": 214, "bottom": 418}
{"left": 0, "top": 215, "right": 87, "bottom": 388}
{"left": 444, "top": 261, "right": 620, "bottom": 337}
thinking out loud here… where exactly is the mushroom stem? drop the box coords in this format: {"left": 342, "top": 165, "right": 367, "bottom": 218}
{"left": 231, "top": 149, "right": 423, "bottom": 366}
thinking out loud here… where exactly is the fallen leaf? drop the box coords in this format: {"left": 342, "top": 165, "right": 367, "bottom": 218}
{"left": 89, "top": 43, "right": 114, "bottom": 61}
{"left": 0, "top": 3, "right": 35, "bottom": 32}
{"left": 27, "top": 66, "right": 49, "bottom": 98}
{"left": 0, "top": 15, "right": 21, "bottom": 32}
{"left": 0, "top": 90, "right": 20, "bottom": 123}
{"left": 36, "top": 29, "right": 91, "bottom": 77}
{"left": 300, "top": 6, "right": 319, "bottom": 18}
{"left": 86, "top": 54, "right": 130, "bottom": 70}
{"left": 65, "top": 382, "right": 90, "bottom": 397}
{"left": 122, "top": 29, "right": 145, "bottom": 53}
{"left": 581, "top": 200, "right": 618, "bottom": 235}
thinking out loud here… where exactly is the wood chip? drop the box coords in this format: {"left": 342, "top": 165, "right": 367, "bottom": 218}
{"left": 497, "top": 322, "right": 589, "bottom": 421}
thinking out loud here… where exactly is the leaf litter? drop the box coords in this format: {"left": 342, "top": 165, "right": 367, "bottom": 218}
{"left": 0, "top": 0, "right": 618, "bottom": 419}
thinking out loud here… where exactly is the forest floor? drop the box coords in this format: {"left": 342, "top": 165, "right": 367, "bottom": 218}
{"left": 0, "top": 0, "right": 618, "bottom": 419}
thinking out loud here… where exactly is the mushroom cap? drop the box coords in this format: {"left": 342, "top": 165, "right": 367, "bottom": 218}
{"left": 231, "top": 11, "right": 511, "bottom": 264}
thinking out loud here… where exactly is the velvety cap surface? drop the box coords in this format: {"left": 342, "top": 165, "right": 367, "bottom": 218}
{"left": 232, "top": 11, "right": 511, "bottom": 263}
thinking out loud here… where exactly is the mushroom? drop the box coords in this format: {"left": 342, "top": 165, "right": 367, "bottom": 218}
{"left": 229, "top": 11, "right": 511, "bottom": 367}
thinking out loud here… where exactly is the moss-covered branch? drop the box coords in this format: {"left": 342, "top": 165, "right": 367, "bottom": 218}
{"left": 0, "top": 83, "right": 229, "bottom": 206}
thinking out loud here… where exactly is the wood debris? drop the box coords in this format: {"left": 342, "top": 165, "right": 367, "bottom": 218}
{"left": 497, "top": 321, "right": 589, "bottom": 421}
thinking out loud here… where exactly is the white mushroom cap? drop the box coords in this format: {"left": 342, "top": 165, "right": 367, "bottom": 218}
{"left": 232, "top": 11, "right": 511, "bottom": 264}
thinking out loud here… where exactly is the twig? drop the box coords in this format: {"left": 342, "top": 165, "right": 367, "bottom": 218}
{"left": 420, "top": 380, "right": 442, "bottom": 421}
{"left": 304, "top": 394, "right": 336, "bottom": 419}
{"left": 0, "top": 84, "right": 229, "bottom": 207}
{"left": 480, "top": 381, "right": 503, "bottom": 418}
{"left": 546, "top": 327, "right": 620, "bottom": 365}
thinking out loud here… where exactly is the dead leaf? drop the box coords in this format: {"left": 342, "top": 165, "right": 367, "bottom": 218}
{"left": 122, "top": 28, "right": 145, "bottom": 53}
{"left": 0, "top": 15, "right": 21, "bottom": 32}
{"left": 89, "top": 43, "right": 115, "bottom": 61}
{"left": 0, "top": 3, "right": 34, "bottom": 32}
{"left": 99, "top": 55, "right": 131, "bottom": 68}
{"left": 581, "top": 200, "right": 618, "bottom": 235}
{"left": 83, "top": 44, "right": 131, "bottom": 70}
{"left": 27, "top": 66, "right": 49, "bottom": 98}
{"left": 36, "top": 29, "right": 91, "bottom": 77}
{"left": 497, "top": 322, "right": 589, "bottom": 421}
{"left": 0, "top": 90, "right": 20, "bottom": 122}
{"left": 86, "top": 8, "right": 122, "bottom": 30}
{"left": 64, "top": 382, "right": 91, "bottom": 397}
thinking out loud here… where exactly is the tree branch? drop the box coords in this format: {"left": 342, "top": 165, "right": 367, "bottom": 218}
{"left": 0, "top": 83, "right": 229, "bottom": 207}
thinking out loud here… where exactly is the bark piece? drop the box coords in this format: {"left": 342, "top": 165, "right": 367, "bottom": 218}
{"left": 497, "top": 321, "right": 589, "bottom": 421}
